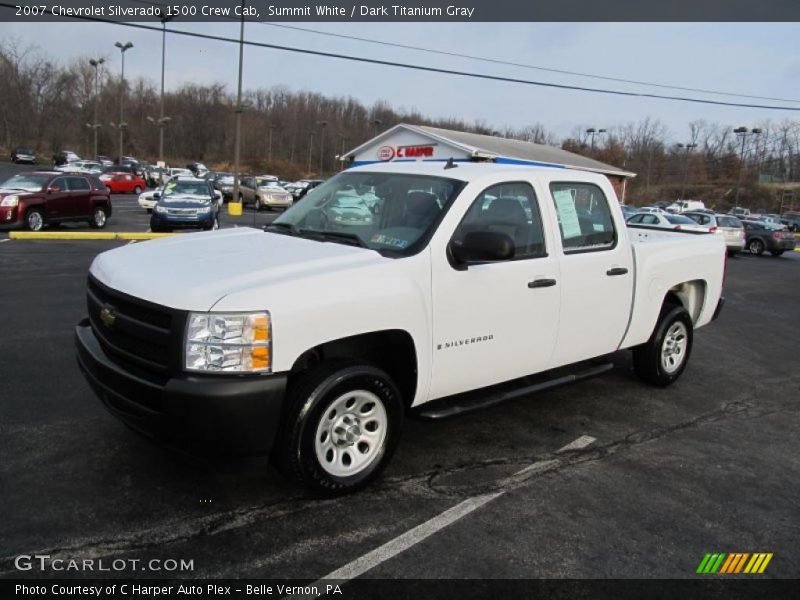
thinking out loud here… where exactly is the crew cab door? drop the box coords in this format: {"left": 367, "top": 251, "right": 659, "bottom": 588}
{"left": 44, "top": 176, "right": 71, "bottom": 219}
{"left": 546, "top": 180, "right": 634, "bottom": 366}
{"left": 429, "top": 180, "right": 560, "bottom": 400}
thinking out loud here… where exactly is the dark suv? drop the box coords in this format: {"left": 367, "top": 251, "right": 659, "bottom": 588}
{"left": 0, "top": 171, "right": 112, "bottom": 231}
{"left": 150, "top": 176, "right": 219, "bottom": 232}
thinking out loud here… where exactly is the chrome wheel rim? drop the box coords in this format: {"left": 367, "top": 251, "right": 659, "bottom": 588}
{"left": 661, "top": 321, "right": 688, "bottom": 374}
{"left": 27, "top": 212, "right": 43, "bottom": 231}
{"left": 314, "top": 390, "right": 388, "bottom": 477}
{"left": 750, "top": 240, "right": 762, "bottom": 253}
{"left": 94, "top": 210, "right": 106, "bottom": 227}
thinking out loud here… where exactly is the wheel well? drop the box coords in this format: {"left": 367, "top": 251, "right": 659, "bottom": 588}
{"left": 664, "top": 280, "right": 706, "bottom": 323}
{"left": 290, "top": 330, "right": 418, "bottom": 407}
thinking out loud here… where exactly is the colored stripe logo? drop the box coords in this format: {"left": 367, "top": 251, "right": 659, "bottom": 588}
{"left": 696, "top": 552, "right": 773, "bottom": 574}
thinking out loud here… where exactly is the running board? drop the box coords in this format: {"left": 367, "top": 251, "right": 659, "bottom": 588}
{"left": 414, "top": 361, "right": 615, "bottom": 420}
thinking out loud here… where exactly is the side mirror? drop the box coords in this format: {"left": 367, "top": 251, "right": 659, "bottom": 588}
{"left": 450, "top": 231, "right": 515, "bottom": 266}
{"left": 153, "top": 192, "right": 161, "bottom": 200}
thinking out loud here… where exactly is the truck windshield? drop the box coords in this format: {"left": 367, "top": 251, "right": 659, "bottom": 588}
{"left": 269, "top": 172, "right": 464, "bottom": 256}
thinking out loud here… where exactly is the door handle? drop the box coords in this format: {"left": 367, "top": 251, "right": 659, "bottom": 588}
{"left": 528, "top": 278, "right": 557, "bottom": 288}
{"left": 606, "top": 267, "right": 629, "bottom": 276}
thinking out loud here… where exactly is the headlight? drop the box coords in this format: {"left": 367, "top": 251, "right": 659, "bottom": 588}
{"left": 1, "top": 195, "right": 19, "bottom": 207}
{"left": 155, "top": 205, "right": 167, "bottom": 214}
{"left": 184, "top": 312, "right": 271, "bottom": 373}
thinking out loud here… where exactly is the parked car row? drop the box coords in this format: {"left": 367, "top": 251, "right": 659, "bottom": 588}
{"left": 625, "top": 206, "right": 796, "bottom": 258}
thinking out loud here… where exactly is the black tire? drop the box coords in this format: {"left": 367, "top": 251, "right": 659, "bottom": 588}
{"left": 146, "top": 208, "right": 152, "bottom": 214}
{"left": 633, "top": 304, "right": 694, "bottom": 387}
{"left": 770, "top": 250, "right": 784, "bottom": 257}
{"left": 726, "top": 249, "right": 739, "bottom": 257}
{"left": 254, "top": 198, "right": 262, "bottom": 212}
{"left": 133, "top": 186, "right": 142, "bottom": 194}
{"left": 273, "top": 360, "right": 404, "bottom": 495}
{"left": 203, "top": 217, "right": 219, "bottom": 231}
{"left": 89, "top": 206, "right": 108, "bottom": 229}
{"left": 748, "top": 238, "right": 765, "bottom": 255}
{"left": 25, "top": 208, "right": 45, "bottom": 232}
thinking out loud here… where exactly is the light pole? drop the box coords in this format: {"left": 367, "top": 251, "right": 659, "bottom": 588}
{"left": 88, "top": 58, "right": 104, "bottom": 158}
{"left": 317, "top": 120, "right": 328, "bottom": 173}
{"left": 230, "top": 0, "right": 246, "bottom": 215}
{"left": 307, "top": 131, "right": 315, "bottom": 174}
{"left": 586, "top": 127, "right": 606, "bottom": 152}
{"left": 676, "top": 142, "right": 697, "bottom": 200}
{"left": 733, "top": 126, "right": 762, "bottom": 208}
{"left": 147, "top": 115, "right": 171, "bottom": 161}
{"left": 371, "top": 118, "right": 382, "bottom": 138}
{"left": 158, "top": 12, "right": 173, "bottom": 164}
{"left": 114, "top": 41, "right": 133, "bottom": 160}
{"left": 267, "top": 124, "right": 275, "bottom": 162}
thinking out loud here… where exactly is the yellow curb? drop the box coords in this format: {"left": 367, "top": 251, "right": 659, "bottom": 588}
{"left": 9, "top": 231, "right": 176, "bottom": 240}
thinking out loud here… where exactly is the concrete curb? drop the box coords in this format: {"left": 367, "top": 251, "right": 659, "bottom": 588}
{"left": 8, "top": 232, "right": 175, "bottom": 241}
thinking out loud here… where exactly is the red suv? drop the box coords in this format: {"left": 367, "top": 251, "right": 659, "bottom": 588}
{"left": 0, "top": 171, "right": 112, "bottom": 231}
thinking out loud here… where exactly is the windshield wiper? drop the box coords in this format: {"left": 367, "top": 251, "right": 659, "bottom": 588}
{"left": 264, "top": 222, "right": 300, "bottom": 236}
{"left": 298, "top": 229, "right": 368, "bottom": 248}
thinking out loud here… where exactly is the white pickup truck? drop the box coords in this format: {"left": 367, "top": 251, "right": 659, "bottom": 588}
{"left": 75, "top": 162, "right": 725, "bottom": 494}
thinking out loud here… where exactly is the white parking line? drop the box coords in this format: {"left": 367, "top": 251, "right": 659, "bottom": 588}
{"left": 299, "top": 435, "right": 594, "bottom": 592}
{"left": 0, "top": 238, "right": 10, "bottom": 243}
{"left": 556, "top": 435, "right": 597, "bottom": 453}
{"left": 312, "top": 492, "right": 501, "bottom": 586}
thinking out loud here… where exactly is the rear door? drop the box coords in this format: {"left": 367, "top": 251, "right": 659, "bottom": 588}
{"left": 546, "top": 179, "right": 634, "bottom": 367}
{"left": 66, "top": 176, "right": 92, "bottom": 217}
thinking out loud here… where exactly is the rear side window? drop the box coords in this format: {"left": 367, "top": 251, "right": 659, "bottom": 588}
{"left": 717, "top": 216, "right": 741, "bottom": 228}
{"left": 453, "top": 182, "right": 546, "bottom": 259}
{"left": 67, "top": 176, "right": 90, "bottom": 191}
{"left": 550, "top": 182, "right": 616, "bottom": 252}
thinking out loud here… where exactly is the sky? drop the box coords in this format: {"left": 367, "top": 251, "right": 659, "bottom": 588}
{"left": 2, "top": 20, "right": 799, "bottom": 141}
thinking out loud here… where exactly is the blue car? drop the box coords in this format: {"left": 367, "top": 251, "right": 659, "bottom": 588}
{"left": 150, "top": 176, "right": 220, "bottom": 232}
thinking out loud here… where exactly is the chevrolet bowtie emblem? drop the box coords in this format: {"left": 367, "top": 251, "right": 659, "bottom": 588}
{"left": 100, "top": 305, "right": 117, "bottom": 328}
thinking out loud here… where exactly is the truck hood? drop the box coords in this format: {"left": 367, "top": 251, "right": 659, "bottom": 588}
{"left": 90, "top": 227, "right": 386, "bottom": 311}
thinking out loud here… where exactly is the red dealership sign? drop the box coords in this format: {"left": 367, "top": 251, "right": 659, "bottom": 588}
{"left": 377, "top": 144, "right": 436, "bottom": 161}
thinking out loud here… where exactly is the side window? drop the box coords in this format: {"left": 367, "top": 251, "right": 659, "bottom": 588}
{"left": 452, "top": 181, "right": 546, "bottom": 260}
{"left": 67, "top": 177, "right": 90, "bottom": 191}
{"left": 51, "top": 177, "right": 68, "bottom": 192}
{"left": 628, "top": 214, "right": 644, "bottom": 224}
{"left": 550, "top": 182, "right": 616, "bottom": 252}
{"left": 643, "top": 215, "right": 659, "bottom": 225}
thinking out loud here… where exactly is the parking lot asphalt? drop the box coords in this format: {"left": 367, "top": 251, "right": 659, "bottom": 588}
{"left": 1, "top": 232, "right": 798, "bottom": 584}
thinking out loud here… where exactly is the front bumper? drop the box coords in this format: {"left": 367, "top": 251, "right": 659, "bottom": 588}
{"left": 150, "top": 212, "right": 215, "bottom": 229}
{"left": 0, "top": 206, "right": 21, "bottom": 225}
{"left": 75, "top": 320, "right": 287, "bottom": 455}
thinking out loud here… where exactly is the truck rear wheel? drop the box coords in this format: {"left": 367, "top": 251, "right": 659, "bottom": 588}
{"left": 633, "top": 304, "right": 693, "bottom": 387}
{"left": 273, "top": 360, "right": 403, "bottom": 495}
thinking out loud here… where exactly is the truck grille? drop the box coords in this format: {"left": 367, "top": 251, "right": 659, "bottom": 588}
{"left": 87, "top": 276, "right": 184, "bottom": 376}
{"left": 165, "top": 208, "right": 199, "bottom": 216}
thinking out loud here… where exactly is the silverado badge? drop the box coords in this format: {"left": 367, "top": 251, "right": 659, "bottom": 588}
{"left": 100, "top": 305, "right": 117, "bottom": 328}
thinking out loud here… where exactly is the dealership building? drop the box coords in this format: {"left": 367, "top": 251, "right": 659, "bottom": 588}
{"left": 341, "top": 123, "right": 636, "bottom": 201}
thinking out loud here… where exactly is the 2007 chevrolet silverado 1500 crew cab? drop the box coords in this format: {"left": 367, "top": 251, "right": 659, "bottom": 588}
{"left": 75, "top": 162, "right": 726, "bottom": 494}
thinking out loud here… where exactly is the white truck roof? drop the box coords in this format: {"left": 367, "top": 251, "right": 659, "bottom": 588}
{"left": 347, "top": 160, "right": 611, "bottom": 185}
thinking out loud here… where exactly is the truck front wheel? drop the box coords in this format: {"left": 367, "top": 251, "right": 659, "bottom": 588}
{"left": 274, "top": 360, "right": 403, "bottom": 495}
{"left": 633, "top": 304, "right": 693, "bottom": 387}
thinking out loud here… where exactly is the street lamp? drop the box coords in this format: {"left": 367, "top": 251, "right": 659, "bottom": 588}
{"left": 317, "top": 120, "right": 328, "bottom": 173}
{"left": 733, "top": 126, "right": 762, "bottom": 207}
{"left": 230, "top": 0, "right": 246, "bottom": 216}
{"left": 267, "top": 124, "right": 276, "bottom": 162}
{"left": 307, "top": 131, "right": 315, "bottom": 174}
{"left": 114, "top": 41, "right": 134, "bottom": 160}
{"left": 88, "top": 58, "right": 104, "bottom": 158}
{"left": 146, "top": 116, "right": 172, "bottom": 161}
{"left": 585, "top": 127, "right": 606, "bottom": 152}
{"left": 676, "top": 142, "right": 698, "bottom": 200}
{"left": 157, "top": 11, "right": 174, "bottom": 164}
